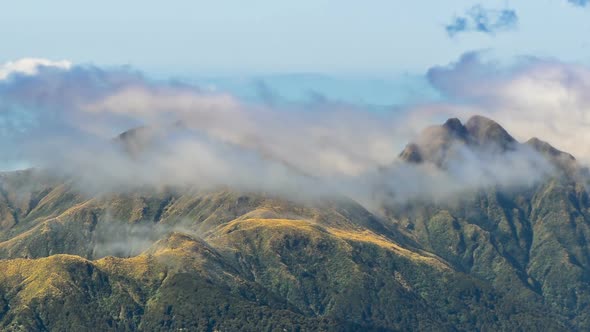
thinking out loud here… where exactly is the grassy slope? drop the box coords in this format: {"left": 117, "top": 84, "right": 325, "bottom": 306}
{"left": 0, "top": 170, "right": 579, "bottom": 331}
{"left": 387, "top": 176, "right": 590, "bottom": 329}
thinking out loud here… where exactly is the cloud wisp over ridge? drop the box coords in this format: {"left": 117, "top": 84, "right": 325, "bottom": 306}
{"left": 0, "top": 57, "right": 579, "bottom": 206}
{"left": 446, "top": 5, "right": 518, "bottom": 37}
{"left": 425, "top": 51, "right": 590, "bottom": 166}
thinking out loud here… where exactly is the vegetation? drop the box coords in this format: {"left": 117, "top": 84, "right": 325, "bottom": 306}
{"left": 0, "top": 116, "right": 589, "bottom": 330}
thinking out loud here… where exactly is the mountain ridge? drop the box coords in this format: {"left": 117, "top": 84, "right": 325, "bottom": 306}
{"left": 0, "top": 115, "right": 589, "bottom": 330}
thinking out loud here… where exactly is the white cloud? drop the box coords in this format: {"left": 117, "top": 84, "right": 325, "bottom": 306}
{"left": 426, "top": 52, "right": 590, "bottom": 164}
{"left": 0, "top": 60, "right": 564, "bottom": 205}
{"left": 0, "top": 58, "right": 71, "bottom": 80}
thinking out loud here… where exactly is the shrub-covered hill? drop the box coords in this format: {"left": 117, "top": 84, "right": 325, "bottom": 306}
{"left": 0, "top": 116, "right": 589, "bottom": 331}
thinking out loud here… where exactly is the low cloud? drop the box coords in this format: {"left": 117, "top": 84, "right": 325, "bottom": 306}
{"left": 372, "top": 144, "right": 554, "bottom": 205}
{"left": 0, "top": 58, "right": 71, "bottom": 80}
{"left": 91, "top": 219, "right": 194, "bottom": 258}
{"left": 446, "top": 5, "right": 518, "bottom": 37}
{"left": 426, "top": 51, "right": 590, "bottom": 165}
{"left": 0, "top": 57, "right": 571, "bottom": 207}
{"left": 0, "top": 60, "right": 410, "bottom": 198}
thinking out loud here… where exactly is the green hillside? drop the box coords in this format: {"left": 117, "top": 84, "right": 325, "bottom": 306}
{"left": 0, "top": 116, "right": 588, "bottom": 331}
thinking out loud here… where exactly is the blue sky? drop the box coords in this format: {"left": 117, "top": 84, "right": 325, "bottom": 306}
{"left": 2, "top": 0, "right": 589, "bottom": 76}
{"left": 2, "top": 1, "right": 590, "bottom": 177}
{"left": 1, "top": 1, "right": 590, "bottom": 115}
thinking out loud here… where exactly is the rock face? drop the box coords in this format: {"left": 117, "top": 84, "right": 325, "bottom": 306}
{"left": 399, "top": 115, "right": 519, "bottom": 166}
{"left": 465, "top": 115, "right": 516, "bottom": 149}
{"left": 1, "top": 116, "right": 590, "bottom": 331}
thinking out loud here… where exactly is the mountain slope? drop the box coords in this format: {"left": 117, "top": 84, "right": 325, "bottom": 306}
{"left": 0, "top": 115, "right": 588, "bottom": 330}
{"left": 390, "top": 115, "right": 590, "bottom": 329}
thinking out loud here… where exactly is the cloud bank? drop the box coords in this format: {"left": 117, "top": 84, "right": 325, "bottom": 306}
{"left": 0, "top": 60, "right": 411, "bottom": 199}
{"left": 426, "top": 51, "right": 590, "bottom": 165}
{"left": 0, "top": 58, "right": 71, "bottom": 80}
{"left": 0, "top": 57, "right": 576, "bottom": 206}
{"left": 446, "top": 5, "right": 518, "bottom": 37}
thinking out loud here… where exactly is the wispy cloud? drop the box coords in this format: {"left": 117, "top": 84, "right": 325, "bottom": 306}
{"left": 446, "top": 5, "right": 518, "bottom": 37}
{"left": 0, "top": 58, "right": 71, "bottom": 80}
{"left": 425, "top": 51, "right": 590, "bottom": 164}
{"left": 0, "top": 60, "right": 409, "bottom": 197}
{"left": 568, "top": 0, "right": 589, "bottom": 7}
{"left": 0, "top": 58, "right": 556, "bottom": 205}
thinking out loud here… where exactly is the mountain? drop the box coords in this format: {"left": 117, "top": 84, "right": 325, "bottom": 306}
{"left": 399, "top": 116, "right": 518, "bottom": 165}
{"left": 0, "top": 115, "right": 589, "bottom": 331}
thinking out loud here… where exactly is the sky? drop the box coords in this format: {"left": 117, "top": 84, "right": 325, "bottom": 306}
{"left": 1, "top": 0, "right": 589, "bottom": 76}
{"left": 1, "top": 0, "right": 590, "bottom": 201}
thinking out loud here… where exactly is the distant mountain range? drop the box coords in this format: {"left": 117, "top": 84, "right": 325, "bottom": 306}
{"left": 1, "top": 115, "right": 589, "bottom": 331}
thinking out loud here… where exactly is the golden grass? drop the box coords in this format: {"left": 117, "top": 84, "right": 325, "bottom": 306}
{"left": 0, "top": 255, "right": 90, "bottom": 302}
{"left": 326, "top": 227, "right": 448, "bottom": 268}
{"left": 211, "top": 218, "right": 448, "bottom": 269}
{"left": 0, "top": 215, "right": 448, "bottom": 308}
{"left": 55, "top": 198, "right": 95, "bottom": 219}
{"left": 216, "top": 218, "right": 319, "bottom": 234}
{"left": 30, "top": 185, "right": 69, "bottom": 211}
{"left": 0, "top": 219, "right": 54, "bottom": 250}
{"left": 96, "top": 255, "right": 153, "bottom": 279}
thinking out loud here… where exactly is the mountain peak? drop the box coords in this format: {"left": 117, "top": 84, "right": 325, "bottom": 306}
{"left": 525, "top": 137, "right": 571, "bottom": 157}
{"left": 400, "top": 115, "right": 519, "bottom": 165}
{"left": 442, "top": 117, "right": 468, "bottom": 139}
{"left": 114, "top": 126, "right": 159, "bottom": 157}
{"left": 465, "top": 115, "right": 516, "bottom": 149}
{"left": 525, "top": 137, "right": 577, "bottom": 171}
{"left": 398, "top": 143, "right": 423, "bottom": 163}
{"left": 398, "top": 118, "right": 469, "bottom": 165}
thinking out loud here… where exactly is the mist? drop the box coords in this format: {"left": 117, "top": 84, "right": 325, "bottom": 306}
{"left": 91, "top": 218, "right": 196, "bottom": 259}
{"left": 425, "top": 51, "right": 590, "bottom": 165}
{"left": 0, "top": 57, "right": 581, "bottom": 206}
